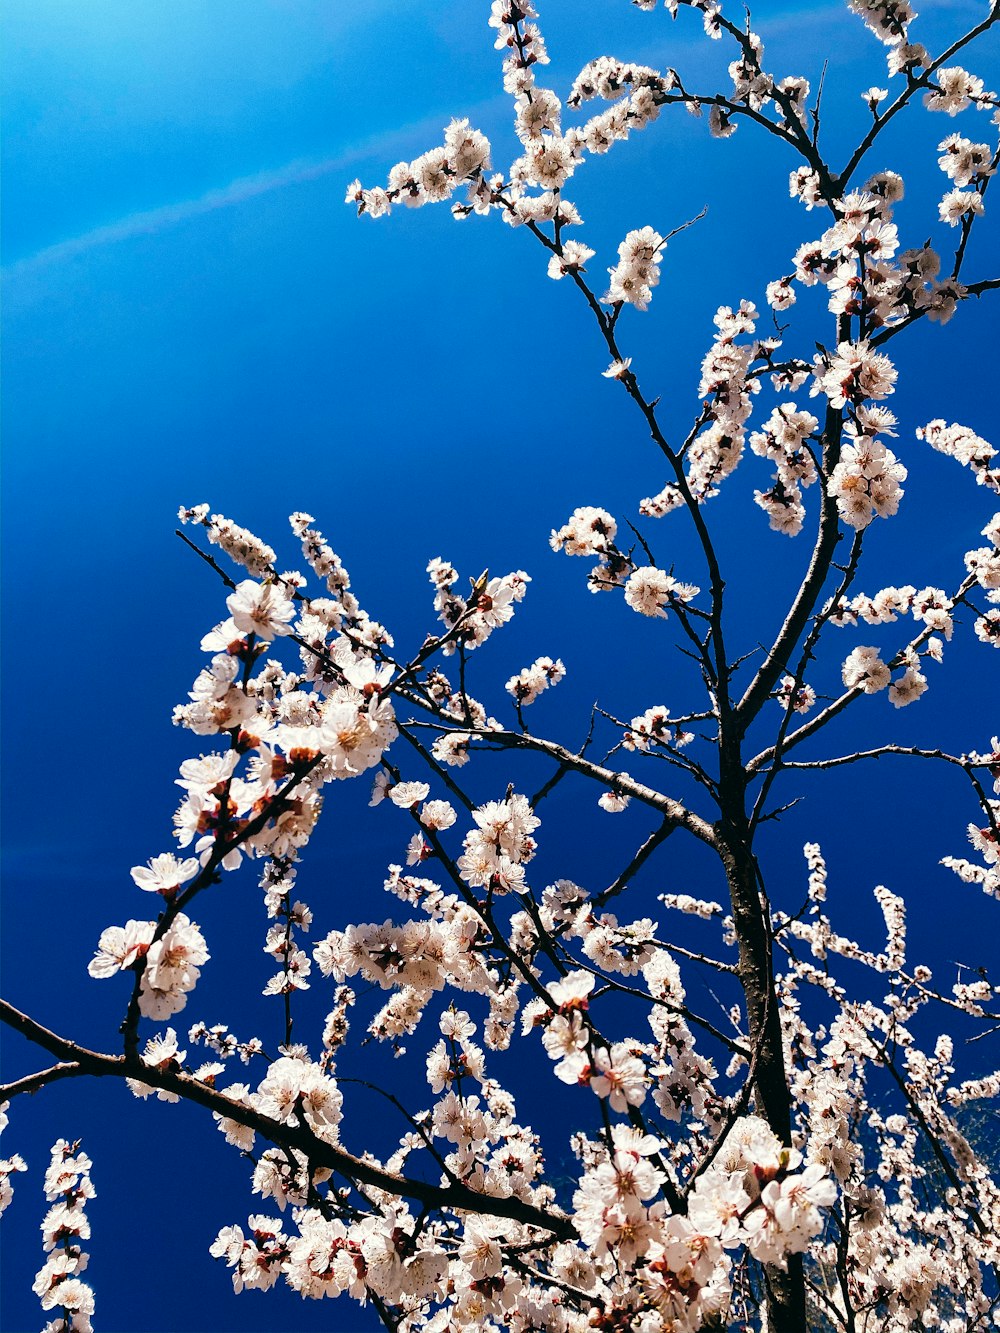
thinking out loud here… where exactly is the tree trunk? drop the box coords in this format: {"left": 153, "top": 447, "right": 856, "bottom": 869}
{"left": 717, "top": 782, "right": 807, "bottom": 1332}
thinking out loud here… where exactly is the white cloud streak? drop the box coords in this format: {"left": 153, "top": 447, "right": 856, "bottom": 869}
{"left": 4, "top": 158, "right": 351, "bottom": 279}
{"left": 3, "top": 98, "right": 507, "bottom": 281}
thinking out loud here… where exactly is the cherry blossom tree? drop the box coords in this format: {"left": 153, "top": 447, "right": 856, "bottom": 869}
{"left": 3, "top": 1, "right": 1000, "bottom": 1330}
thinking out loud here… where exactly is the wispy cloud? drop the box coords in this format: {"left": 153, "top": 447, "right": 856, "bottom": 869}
{"left": 4, "top": 158, "right": 352, "bottom": 279}
{"left": 3, "top": 98, "right": 507, "bottom": 281}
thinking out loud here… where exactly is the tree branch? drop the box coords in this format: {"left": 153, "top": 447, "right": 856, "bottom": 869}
{"left": 0, "top": 998, "right": 576, "bottom": 1240}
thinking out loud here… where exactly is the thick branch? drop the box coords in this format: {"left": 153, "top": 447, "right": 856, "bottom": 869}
{"left": 0, "top": 999, "right": 576, "bottom": 1240}
{"left": 736, "top": 404, "right": 845, "bottom": 730}
{"left": 404, "top": 718, "right": 720, "bottom": 849}
{"left": 0, "top": 1061, "right": 83, "bottom": 1100}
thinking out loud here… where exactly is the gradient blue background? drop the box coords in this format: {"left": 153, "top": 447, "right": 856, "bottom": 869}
{"left": 2, "top": 2, "right": 998, "bottom": 1329}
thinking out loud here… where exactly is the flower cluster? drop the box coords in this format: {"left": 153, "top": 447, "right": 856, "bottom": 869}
{"left": 918, "top": 419, "right": 999, "bottom": 493}
{"left": 816, "top": 340, "right": 897, "bottom": 410}
{"left": 550, "top": 505, "right": 640, "bottom": 594}
{"left": 179, "top": 506, "right": 276, "bottom": 577}
{"left": 624, "top": 567, "right": 700, "bottom": 618}
{"left": 924, "top": 65, "right": 991, "bottom": 116}
{"left": 623, "top": 705, "right": 695, "bottom": 751}
{"left": 774, "top": 674, "right": 816, "bottom": 714}
{"left": 346, "top": 118, "right": 492, "bottom": 219}
{"left": 750, "top": 403, "right": 819, "bottom": 535}
{"left": 501, "top": 653, "right": 565, "bottom": 709}
{"left": 316, "top": 915, "right": 477, "bottom": 997}
{"left": 428, "top": 557, "right": 530, "bottom": 653}
{"left": 89, "top": 913, "right": 208, "bottom": 1019}
{"left": 566, "top": 55, "right": 672, "bottom": 158}
{"left": 828, "top": 408, "right": 907, "bottom": 529}
{"left": 35, "top": 1140, "right": 96, "bottom": 1333}
{"left": 0, "top": 1102, "right": 27, "bottom": 1218}
{"left": 784, "top": 174, "right": 976, "bottom": 337}
{"left": 604, "top": 225, "right": 665, "bottom": 309}
{"left": 260, "top": 859, "right": 313, "bottom": 998}
{"left": 690, "top": 302, "right": 760, "bottom": 501}
{"left": 456, "top": 793, "right": 540, "bottom": 893}
{"left": 505, "top": 655, "right": 565, "bottom": 706}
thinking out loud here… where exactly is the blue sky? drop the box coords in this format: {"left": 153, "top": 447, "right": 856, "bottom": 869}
{"left": 2, "top": 1, "right": 999, "bottom": 1329}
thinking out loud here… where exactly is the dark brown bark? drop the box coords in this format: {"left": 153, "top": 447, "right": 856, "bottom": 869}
{"left": 717, "top": 746, "right": 807, "bottom": 1333}
{"left": 0, "top": 999, "right": 576, "bottom": 1241}
{"left": 736, "top": 407, "right": 845, "bottom": 734}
